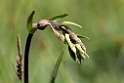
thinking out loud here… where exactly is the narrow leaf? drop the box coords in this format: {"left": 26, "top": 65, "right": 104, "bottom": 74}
{"left": 47, "top": 14, "right": 68, "bottom": 21}
{"left": 27, "top": 10, "right": 35, "bottom": 34}
{"left": 77, "top": 34, "right": 90, "bottom": 40}
{"left": 62, "top": 21, "right": 82, "bottom": 28}
{"left": 50, "top": 51, "right": 64, "bottom": 83}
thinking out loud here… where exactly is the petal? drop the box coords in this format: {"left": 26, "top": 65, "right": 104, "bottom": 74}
{"left": 68, "top": 46, "right": 76, "bottom": 61}
{"left": 77, "top": 34, "right": 90, "bottom": 40}
{"left": 76, "top": 49, "right": 82, "bottom": 64}
{"left": 78, "top": 41, "right": 86, "bottom": 52}
{"left": 65, "top": 33, "right": 76, "bottom": 54}
{"left": 79, "top": 52, "right": 86, "bottom": 60}
{"left": 75, "top": 44, "right": 85, "bottom": 54}
{"left": 75, "top": 43, "right": 89, "bottom": 58}
{"left": 84, "top": 52, "right": 89, "bottom": 58}
{"left": 49, "top": 23, "right": 66, "bottom": 44}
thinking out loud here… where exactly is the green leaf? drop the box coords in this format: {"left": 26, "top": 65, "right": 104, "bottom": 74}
{"left": 50, "top": 51, "right": 64, "bottom": 83}
{"left": 26, "top": 10, "right": 35, "bottom": 34}
{"left": 77, "top": 34, "right": 90, "bottom": 40}
{"left": 47, "top": 14, "right": 68, "bottom": 21}
{"left": 62, "top": 21, "right": 82, "bottom": 28}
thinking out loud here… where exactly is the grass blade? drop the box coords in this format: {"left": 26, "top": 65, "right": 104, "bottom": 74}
{"left": 50, "top": 51, "right": 64, "bottom": 83}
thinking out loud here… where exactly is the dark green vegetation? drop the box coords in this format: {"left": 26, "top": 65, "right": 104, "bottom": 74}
{"left": 0, "top": 0, "right": 124, "bottom": 83}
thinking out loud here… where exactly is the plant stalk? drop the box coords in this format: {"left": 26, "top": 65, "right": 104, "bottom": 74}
{"left": 24, "top": 33, "right": 33, "bottom": 83}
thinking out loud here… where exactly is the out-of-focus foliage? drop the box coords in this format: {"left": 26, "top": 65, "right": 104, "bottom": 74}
{"left": 0, "top": 0, "right": 124, "bottom": 83}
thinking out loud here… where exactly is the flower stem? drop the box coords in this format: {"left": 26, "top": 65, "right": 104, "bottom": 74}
{"left": 24, "top": 33, "right": 33, "bottom": 83}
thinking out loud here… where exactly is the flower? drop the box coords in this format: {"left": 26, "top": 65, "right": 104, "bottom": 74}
{"left": 60, "top": 25, "right": 89, "bottom": 64}
{"left": 34, "top": 19, "right": 89, "bottom": 64}
{"left": 49, "top": 22, "right": 89, "bottom": 64}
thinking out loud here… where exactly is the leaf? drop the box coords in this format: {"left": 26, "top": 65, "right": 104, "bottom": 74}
{"left": 47, "top": 14, "right": 68, "bottom": 21}
{"left": 50, "top": 51, "right": 64, "bottom": 83}
{"left": 77, "top": 34, "right": 90, "bottom": 40}
{"left": 26, "top": 10, "right": 35, "bottom": 34}
{"left": 62, "top": 21, "right": 82, "bottom": 28}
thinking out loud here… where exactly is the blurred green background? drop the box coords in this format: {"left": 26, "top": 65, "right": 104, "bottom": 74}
{"left": 0, "top": 0, "right": 124, "bottom": 83}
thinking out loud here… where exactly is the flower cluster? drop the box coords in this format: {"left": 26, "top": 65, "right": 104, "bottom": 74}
{"left": 49, "top": 21, "right": 89, "bottom": 64}
{"left": 36, "top": 20, "right": 89, "bottom": 64}
{"left": 61, "top": 25, "right": 89, "bottom": 64}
